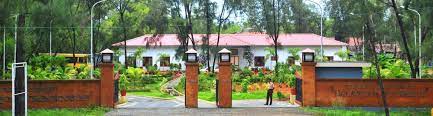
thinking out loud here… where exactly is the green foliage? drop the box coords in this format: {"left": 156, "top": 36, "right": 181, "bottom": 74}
{"left": 241, "top": 79, "right": 250, "bottom": 93}
{"left": 27, "top": 55, "right": 98, "bottom": 80}
{"left": 276, "top": 91, "right": 287, "bottom": 100}
{"left": 198, "top": 73, "right": 216, "bottom": 91}
{"left": 243, "top": 47, "right": 254, "bottom": 67}
{"left": 287, "top": 48, "right": 301, "bottom": 61}
{"left": 0, "top": 107, "right": 109, "bottom": 116}
{"left": 363, "top": 54, "right": 411, "bottom": 79}
{"left": 119, "top": 74, "right": 129, "bottom": 90}
{"left": 264, "top": 47, "right": 276, "bottom": 61}
{"left": 334, "top": 49, "right": 352, "bottom": 61}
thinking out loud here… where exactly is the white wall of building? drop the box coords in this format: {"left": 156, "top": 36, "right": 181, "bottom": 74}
{"left": 118, "top": 45, "right": 347, "bottom": 70}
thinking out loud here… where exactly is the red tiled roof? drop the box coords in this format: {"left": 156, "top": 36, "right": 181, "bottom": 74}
{"left": 112, "top": 33, "right": 347, "bottom": 47}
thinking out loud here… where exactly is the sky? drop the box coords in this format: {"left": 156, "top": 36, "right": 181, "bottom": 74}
{"left": 209, "top": 0, "right": 327, "bottom": 24}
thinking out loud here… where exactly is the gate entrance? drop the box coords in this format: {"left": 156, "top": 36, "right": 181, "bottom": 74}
{"left": 11, "top": 62, "right": 28, "bottom": 116}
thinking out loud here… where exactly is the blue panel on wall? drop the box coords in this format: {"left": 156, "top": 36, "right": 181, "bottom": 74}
{"left": 316, "top": 67, "right": 363, "bottom": 79}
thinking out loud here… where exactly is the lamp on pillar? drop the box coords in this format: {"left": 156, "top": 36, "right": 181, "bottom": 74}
{"left": 100, "top": 48, "right": 114, "bottom": 63}
{"left": 302, "top": 48, "right": 315, "bottom": 62}
{"left": 217, "top": 48, "right": 232, "bottom": 108}
{"left": 184, "top": 48, "right": 199, "bottom": 108}
{"left": 218, "top": 48, "right": 231, "bottom": 62}
{"left": 185, "top": 48, "right": 198, "bottom": 63}
{"left": 99, "top": 48, "right": 115, "bottom": 108}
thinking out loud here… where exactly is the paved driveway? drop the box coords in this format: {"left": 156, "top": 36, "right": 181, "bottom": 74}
{"left": 106, "top": 108, "right": 310, "bottom": 116}
{"left": 110, "top": 95, "right": 306, "bottom": 116}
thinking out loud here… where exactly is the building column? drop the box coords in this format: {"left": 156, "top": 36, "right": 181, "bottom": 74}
{"left": 301, "top": 62, "right": 316, "bottom": 107}
{"left": 100, "top": 63, "right": 115, "bottom": 108}
{"left": 217, "top": 62, "right": 232, "bottom": 108}
{"left": 185, "top": 63, "right": 198, "bottom": 108}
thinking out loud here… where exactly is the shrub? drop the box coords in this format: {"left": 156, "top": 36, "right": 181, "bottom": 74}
{"left": 241, "top": 79, "right": 250, "bottom": 93}
{"left": 277, "top": 91, "right": 287, "bottom": 100}
{"left": 198, "top": 73, "right": 215, "bottom": 91}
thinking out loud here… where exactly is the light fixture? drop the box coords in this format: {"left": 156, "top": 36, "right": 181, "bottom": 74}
{"left": 100, "top": 48, "right": 114, "bottom": 63}
{"left": 185, "top": 48, "right": 198, "bottom": 63}
{"left": 302, "top": 48, "right": 315, "bottom": 62}
{"left": 218, "top": 48, "right": 231, "bottom": 62}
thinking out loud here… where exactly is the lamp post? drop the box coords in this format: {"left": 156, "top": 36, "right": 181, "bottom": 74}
{"left": 13, "top": 14, "right": 18, "bottom": 64}
{"left": 49, "top": 20, "right": 53, "bottom": 56}
{"left": 90, "top": 0, "right": 106, "bottom": 78}
{"left": 2, "top": 27, "right": 5, "bottom": 76}
{"left": 401, "top": 6, "right": 422, "bottom": 78}
{"left": 408, "top": 8, "right": 422, "bottom": 78}
{"left": 306, "top": 0, "right": 323, "bottom": 60}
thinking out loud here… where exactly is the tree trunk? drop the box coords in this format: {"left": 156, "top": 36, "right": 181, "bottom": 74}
{"left": 72, "top": 27, "right": 77, "bottom": 66}
{"left": 390, "top": 0, "right": 416, "bottom": 79}
{"left": 366, "top": 13, "right": 390, "bottom": 116}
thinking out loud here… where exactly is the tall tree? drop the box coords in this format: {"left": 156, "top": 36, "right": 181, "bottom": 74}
{"left": 390, "top": 0, "right": 416, "bottom": 79}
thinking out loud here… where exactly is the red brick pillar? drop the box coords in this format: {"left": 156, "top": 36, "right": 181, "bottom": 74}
{"left": 217, "top": 62, "right": 232, "bottom": 108}
{"left": 185, "top": 63, "right": 198, "bottom": 108}
{"left": 301, "top": 62, "right": 316, "bottom": 107}
{"left": 100, "top": 63, "right": 114, "bottom": 108}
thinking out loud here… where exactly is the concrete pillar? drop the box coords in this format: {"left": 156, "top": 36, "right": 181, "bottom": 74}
{"left": 185, "top": 63, "right": 198, "bottom": 108}
{"left": 217, "top": 62, "right": 232, "bottom": 108}
{"left": 100, "top": 63, "right": 115, "bottom": 108}
{"left": 301, "top": 62, "right": 316, "bottom": 107}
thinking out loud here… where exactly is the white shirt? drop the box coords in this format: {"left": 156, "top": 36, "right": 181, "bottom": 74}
{"left": 268, "top": 82, "right": 274, "bottom": 89}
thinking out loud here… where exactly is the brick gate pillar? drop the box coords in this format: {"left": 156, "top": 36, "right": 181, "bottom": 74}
{"left": 301, "top": 62, "right": 316, "bottom": 107}
{"left": 100, "top": 63, "right": 115, "bottom": 108}
{"left": 217, "top": 62, "right": 232, "bottom": 108}
{"left": 300, "top": 48, "right": 317, "bottom": 107}
{"left": 185, "top": 63, "right": 199, "bottom": 108}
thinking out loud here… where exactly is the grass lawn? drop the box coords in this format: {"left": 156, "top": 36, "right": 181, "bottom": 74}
{"left": 0, "top": 107, "right": 109, "bottom": 116}
{"left": 127, "top": 83, "right": 175, "bottom": 99}
{"left": 198, "top": 90, "right": 278, "bottom": 102}
{"left": 303, "top": 107, "right": 431, "bottom": 116}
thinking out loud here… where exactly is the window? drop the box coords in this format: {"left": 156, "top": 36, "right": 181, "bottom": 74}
{"left": 78, "top": 58, "right": 87, "bottom": 63}
{"left": 66, "top": 57, "right": 78, "bottom": 63}
{"left": 230, "top": 49, "right": 239, "bottom": 55}
{"left": 127, "top": 56, "right": 136, "bottom": 67}
{"left": 254, "top": 56, "right": 265, "bottom": 67}
{"left": 160, "top": 57, "right": 170, "bottom": 67}
{"left": 271, "top": 56, "right": 278, "bottom": 61}
{"left": 287, "top": 56, "right": 295, "bottom": 65}
{"left": 231, "top": 56, "right": 240, "bottom": 66}
{"left": 326, "top": 56, "right": 334, "bottom": 61}
{"left": 143, "top": 57, "right": 153, "bottom": 67}
{"left": 230, "top": 49, "right": 240, "bottom": 66}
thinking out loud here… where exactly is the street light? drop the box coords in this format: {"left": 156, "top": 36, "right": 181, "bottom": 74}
{"left": 401, "top": 6, "right": 422, "bottom": 78}
{"left": 90, "top": 0, "right": 106, "bottom": 79}
{"left": 305, "top": 0, "right": 324, "bottom": 60}
{"left": 12, "top": 14, "right": 18, "bottom": 64}
{"left": 2, "top": 27, "right": 5, "bottom": 76}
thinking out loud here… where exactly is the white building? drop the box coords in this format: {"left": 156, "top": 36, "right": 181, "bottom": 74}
{"left": 112, "top": 33, "right": 348, "bottom": 70}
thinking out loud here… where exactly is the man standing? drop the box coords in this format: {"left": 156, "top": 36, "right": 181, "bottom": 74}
{"left": 265, "top": 79, "right": 274, "bottom": 105}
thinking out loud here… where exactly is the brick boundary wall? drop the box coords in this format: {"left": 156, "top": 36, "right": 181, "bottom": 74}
{"left": 300, "top": 62, "right": 433, "bottom": 107}
{"left": 315, "top": 79, "right": 433, "bottom": 107}
{"left": 0, "top": 80, "right": 101, "bottom": 109}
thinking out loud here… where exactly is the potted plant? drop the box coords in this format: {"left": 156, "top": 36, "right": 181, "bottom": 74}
{"left": 119, "top": 74, "right": 129, "bottom": 96}
{"left": 289, "top": 76, "right": 296, "bottom": 95}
